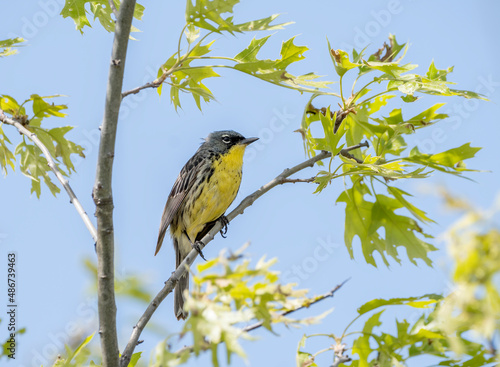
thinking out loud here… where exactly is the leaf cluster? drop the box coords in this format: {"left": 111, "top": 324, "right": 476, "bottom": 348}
{"left": 299, "top": 35, "right": 484, "bottom": 267}
{"left": 297, "top": 294, "right": 496, "bottom": 367}
{"left": 0, "top": 95, "right": 84, "bottom": 197}
{"left": 61, "top": 0, "right": 144, "bottom": 34}
{"left": 432, "top": 192, "right": 500, "bottom": 356}
{"left": 154, "top": 0, "right": 331, "bottom": 111}
{"left": 150, "top": 245, "right": 332, "bottom": 367}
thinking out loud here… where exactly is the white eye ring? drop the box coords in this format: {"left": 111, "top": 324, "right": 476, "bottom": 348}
{"left": 222, "top": 137, "right": 231, "bottom": 144}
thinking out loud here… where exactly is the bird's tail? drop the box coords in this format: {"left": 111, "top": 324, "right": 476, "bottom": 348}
{"left": 174, "top": 236, "right": 189, "bottom": 320}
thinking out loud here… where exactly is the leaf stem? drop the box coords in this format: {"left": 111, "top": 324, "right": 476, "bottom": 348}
{"left": 177, "top": 24, "right": 188, "bottom": 61}
{"left": 339, "top": 74, "right": 345, "bottom": 108}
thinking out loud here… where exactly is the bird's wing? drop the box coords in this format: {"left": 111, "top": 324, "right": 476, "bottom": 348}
{"left": 155, "top": 150, "right": 205, "bottom": 255}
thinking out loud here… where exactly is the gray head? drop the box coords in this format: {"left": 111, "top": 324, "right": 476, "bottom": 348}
{"left": 202, "top": 130, "right": 258, "bottom": 154}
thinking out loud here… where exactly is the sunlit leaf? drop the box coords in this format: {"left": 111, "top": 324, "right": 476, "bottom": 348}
{"left": 0, "top": 37, "right": 25, "bottom": 57}
{"left": 61, "top": 0, "right": 144, "bottom": 34}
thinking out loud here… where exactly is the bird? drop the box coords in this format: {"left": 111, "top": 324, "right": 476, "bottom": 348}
{"left": 155, "top": 130, "right": 258, "bottom": 320}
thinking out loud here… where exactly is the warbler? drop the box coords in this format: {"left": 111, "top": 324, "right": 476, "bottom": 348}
{"left": 155, "top": 130, "right": 258, "bottom": 320}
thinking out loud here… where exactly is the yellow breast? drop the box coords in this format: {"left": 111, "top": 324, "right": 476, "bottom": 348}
{"left": 184, "top": 144, "right": 246, "bottom": 241}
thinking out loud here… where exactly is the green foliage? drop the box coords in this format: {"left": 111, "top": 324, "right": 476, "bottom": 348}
{"left": 185, "top": 0, "right": 291, "bottom": 33}
{"left": 150, "top": 246, "right": 332, "bottom": 367}
{"left": 298, "top": 35, "right": 484, "bottom": 267}
{"left": 0, "top": 37, "right": 25, "bottom": 57}
{"left": 433, "top": 191, "right": 500, "bottom": 356}
{"left": 297, "top": 294, "right": 496, "bottom": 367}
{"left": 155, "top": 2, "right": 330, "bottom": 110}
{"left": 1, "top": 321, "right": 26, "bottom": 360}
{"left": 0, "top": 95, "right": 85, "bottom": 198}
{"left": 61, "top": 0, "right": 144, "bottom": 34}
{"left": 50, "top": 333, "right": 97, "bottom": 367}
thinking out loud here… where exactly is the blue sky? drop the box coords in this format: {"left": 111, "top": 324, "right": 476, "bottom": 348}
{"left": 1, "top": 1, "right": 500, "bottom": 366}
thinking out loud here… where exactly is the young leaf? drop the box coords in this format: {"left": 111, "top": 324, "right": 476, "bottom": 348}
{"left": 185, "top": 0, "right": 289, "bottom": 33}
{"left": 405, "top": 143, "right": 481, "bottom": 175}
{"left": 0, "top": 37, "right": 25, "bottom": 57}
{"left": 61, "top": 0, "right": 144, "bottom": 34}
{"left": 0, "top": 125, "right": 15, "bottom": 175}
{"left": 233, "top": 36, "right": 331, "bottom": 92}
{"left": 351, "top": 310, "right": 384, "bottom": 367}
{"left": 357, "top": 294, "right": 441, "bottom": 316}
{"left": 29, "top": 94, "right": 67, "bottom": 119}
{"left": 15, "top": 140, "right": 60, "bottom": 198}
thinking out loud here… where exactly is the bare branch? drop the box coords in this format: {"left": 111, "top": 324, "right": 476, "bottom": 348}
{"left": 120, "top": 142, "right": 367, "bottom": 367}
{"left": 331, "top": 342, "right": 352, "bottom": 367}
{"left": 282, "top": 177, "right": 316, "bottom": 184}
{"left": 242, "top": 278, "right": 350, "bottom": 332}
{"left": 93, "top": 0, "right": 137, "bottom": 365}
{"left": 0, "top": 109, "right": 98, "bottom": 242}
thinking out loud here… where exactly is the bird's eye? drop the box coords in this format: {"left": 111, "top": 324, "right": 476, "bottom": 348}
{"left": 222, "top": 136, "right": 231, "bottom": 144}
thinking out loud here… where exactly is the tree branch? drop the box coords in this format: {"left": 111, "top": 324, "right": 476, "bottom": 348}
{"left": 281, "top": 177, "right": 316, "bottom": 184}
{"left": 243, "top": 278, "right": 349, "bottom": 332}
{"left": 0, "top": 110, "right": 98, "bottom": 242}
{"left": 93, "top": 0, "right": 136, "bottom": 366}
{"left": 119, "top": 142, "right": 368, "bottom": 367}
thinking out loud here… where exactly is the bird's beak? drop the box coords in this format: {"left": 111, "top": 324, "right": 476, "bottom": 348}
{"left": 239, "top": 137, "right": 259, "bottom": 145}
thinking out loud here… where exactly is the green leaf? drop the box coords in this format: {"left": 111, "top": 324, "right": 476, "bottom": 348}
{"left": 405, "top": 143, "right": 481, "bottom": 175}
{"left": 185, "top": 0, "right": 240, "bottom": 33}
{"left": 0, "top": 95, "right": 25, "bottom": 117}
{"left": 370, "top": 194, "right": 437, "bottom": 266}
{"left": 426, "top": 60, "right": 454, "bottom": 81}
{"left": 233, "top": 36, "right": 331, "bottom": 92}
{"left": 328, "top": 40, "right": 361, "bottom": 77}
{"left": 0, "top": 37, "right": 25, "bottom": 57}
{"left": 296, "top": 334, "right": 317, "bottom": 367}
{"left": 231, "top": 14, "right": 292, "bottom": 32}
{"left": 159, "top": 41, "right": 218, "bottom": 109}
{"left": 352, "top": 310, "right": 384, "bottom": 367}
{"left": 0, "top": 125, "right": 15, "bottom": 175}
{"left": 29, "top": 94, "right": 67, "bottom": 118}
{"left": 311, "top": 107, "right": 345, "bottom": 155}
{"left": 185, "top": 0, "right": 289, "bottom": 33}
{"left": 171, "top": 66, "right": 219, "bottom": 110}
{"left": 61, "top": 0, "right": 144, "bottom": 34}
{"left": 69, "top": 333, "right": 94, "bottom": 364}
{"left": 357, "top": 294, "right": 442, "bottom": 316}
{"left": 185, "top": 24, "right": 200, "bottom": 44}
{"left": 128, "top": 352, "right": 142, "bottom": 367}
{"left": 336, "top": 184, "right": 437, "bottom": 266}
{"left": 387, "top": 186, "right": 434, "bottom": 224}
{"left": 15, "top": 140, "right": 60, "bottom": 198}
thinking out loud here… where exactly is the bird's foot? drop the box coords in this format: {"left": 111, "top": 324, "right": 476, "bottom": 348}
{"left": 192, "top": 241, "right": 207, "bottom": 261}
{"left": 219, "top": 215, "right": 229, "bottom": 238}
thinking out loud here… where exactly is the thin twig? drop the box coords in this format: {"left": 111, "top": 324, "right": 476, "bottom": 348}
{"left": 0, "top": 110, "right": 98, "bottom": 242}
{"left": 331, "top": 342, "right": 352, "bottom": 367}
{"left": 119, "top": 142, "right": 367, "bottom": 367}
{"left": 93, "top": 0, "right": 137, "bottom": 366}
{"left": 282, "top": 177, "right": 317, "bottom": 184}
{"left": 243, "top": 278, "right": 350, "bottom": 332}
